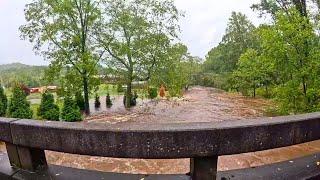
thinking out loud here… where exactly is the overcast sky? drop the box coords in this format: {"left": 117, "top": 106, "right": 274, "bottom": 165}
{"left": 0, "top": 0, "right": 263, "bottom": 65}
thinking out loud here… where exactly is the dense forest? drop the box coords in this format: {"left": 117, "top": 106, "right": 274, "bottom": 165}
{"left": 202, "top": 0, "right": 320, "bottom": 115}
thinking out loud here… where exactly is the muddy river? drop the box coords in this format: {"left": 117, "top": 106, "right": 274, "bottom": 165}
{"left": 1, "top": 86, "right": 320, "bottom": 174}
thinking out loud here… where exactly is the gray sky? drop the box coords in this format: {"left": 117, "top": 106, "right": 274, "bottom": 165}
{"left": 0, "top": 0, "right": 263, "bottom": 65}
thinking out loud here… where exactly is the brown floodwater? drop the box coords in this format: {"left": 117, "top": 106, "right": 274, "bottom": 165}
{"left": 86, "top": 87, "right": 270, "bottom": 124}
{"left": 1, "top": 86, "right": 320, "bottom": 174}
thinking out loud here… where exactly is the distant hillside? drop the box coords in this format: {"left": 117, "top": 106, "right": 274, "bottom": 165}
{"left": 0, "top": 63, "right": 48, "bottom": 88}
{"left": 0, "top": 63, "right": 47, "bottom": 72}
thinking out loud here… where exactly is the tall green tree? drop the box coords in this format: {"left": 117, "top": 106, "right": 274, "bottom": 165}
{"left": 204, "top": 12, "right": 256, "bottom": 73}
{"left": 38, "top": 92, "right": 60, "bottom": 121}
{"left": 252, "top": 0, "right": 309, "bottom": 18}
{"left": 257, "top": 9, "right": 319, "bottom": 113}
{"left": 233, "top": 48, "right": 274, "bottom": 97}
{"left": 75, "top": 91, "right": 85, "bottom": 112}
{"left": 233, "top": 49, "right": 261, "bottom": 97}
{"left": 20, "top": 0, "right": 104, "bottom": 115}
{"left": 97, "top": 0, "right": 181, "bottom": 107}
{"left": 61, "top": 94, "right": 82, "bottom": 122}
{"left": 0, "top": 85, "right": 7, "bottom": 117}
{"left": 150, "top": 44, "right": 201, "bottom": 96}
{"left": 8, "top": 86, "right": 33, "bottom": 119}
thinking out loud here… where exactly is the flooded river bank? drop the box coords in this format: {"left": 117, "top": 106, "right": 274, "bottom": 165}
{"left": 1, "top": 86, "right": 319, "bottom": 174}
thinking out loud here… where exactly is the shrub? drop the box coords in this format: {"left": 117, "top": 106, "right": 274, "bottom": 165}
{"left": 38, "top": 92, "right": 60, "bottom": 121}
{"left": 61, "top": 95, "right": 82, "bottom": 122}
{"left": 75, "top": 92, "right": 85, "bottom": 111}
{"left": 148, "top": 87, "right": 158, "bottom": 99}
{"left": 169, "top": 87, "right": 183, "bottom": 97}
{"left": 8, "top": 86, "right": 33, "bottom": 119}
{"left": 132, "top": 91, "right": 138, "bottom": 106}
{"left": 0, "top": 85, "right": 7, "bottom": 116}
{"left": 106, "top": 93, "right": 113, "bottom": 108}
{"left": 94, "top": 94, "right": 101, "bottom": 108}
{"left": 123, "top": 91, "right": 138, "bottom": 107}
{"left": 117, "top": 84, "right": 124, "bottom": 93}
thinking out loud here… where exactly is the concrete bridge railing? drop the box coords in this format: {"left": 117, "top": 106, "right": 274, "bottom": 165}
{"left": 1, "top": 113, "right": 320, "bottom": 179}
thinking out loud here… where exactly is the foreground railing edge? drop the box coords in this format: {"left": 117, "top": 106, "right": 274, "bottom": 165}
{"left": 0, "top": 112, "right": 320, "bottom": 180}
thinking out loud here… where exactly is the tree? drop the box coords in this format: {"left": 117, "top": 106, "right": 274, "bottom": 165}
{"left": 233, "top": 49, "right": 274, "bottom": 97}
{"left": 106, "top": 93, "right": 112, "bottom": 108}
{"left": 97, "top": 0, "right": 181, "bottom": 107}
{"left": 20, "top": 0, "right": 104, "bottom": 115}
{"left": 230, "top": 7, "right": 320, "bottom": 113}
{"left": 221, "top": 12, "right": 256, "bottom": 71}
{"left": 61, "top": 94, "right": 82, "bottom": 122}
{"left": 8, "top": 86, "right": 33, "bottom": 119}
{"left": 148, "top": 87, "right": 158, "bottom": 99}
{"left": 233, "top": 49, "right": 260, "bottom": 97}
{"left": 204, "top": 12, "right": 256, "bottom": 73}
{"left": 38, "top": 92, "right": 60, "bottom": 121}
{"left": 75, "top": 92, "right": 85, "bottom": 112}
{"left": 0, "top": 85, "right": 7, "bottom": 117}
{"left": 252, "top": 0, "right": 309, "bottom": 18}
{"left": 256, "top": 8, "right": 319, "bottom": 113}
{"left": 150, "top": 44, "right": 202, "bottom": 96}
{"left": 94, "top": 94, "right": 101, "bottom": 108}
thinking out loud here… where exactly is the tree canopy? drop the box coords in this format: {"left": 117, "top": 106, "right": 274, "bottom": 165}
{"left": 97, "top": 0, "right": 181, "bottom": 107}
{"left": 20, "top": 0, "right": 104, "bottom": 114}
{"left": 203, "top": 1, "right": 320, "bottom": 114}
{"left": 204, "top": 12, "right": 256, "bottom": 73}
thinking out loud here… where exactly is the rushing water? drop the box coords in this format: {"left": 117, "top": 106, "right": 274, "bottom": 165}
{"left": 1, "top": 86, "right": 320, "bottom": 174}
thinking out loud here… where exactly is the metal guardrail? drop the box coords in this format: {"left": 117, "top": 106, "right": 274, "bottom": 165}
{"left": 1, "top": 112, "right": 320, "bottom": 179}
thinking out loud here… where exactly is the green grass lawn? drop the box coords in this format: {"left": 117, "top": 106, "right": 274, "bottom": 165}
{"left": 30, "top": 104, "right": 40, "bottom": 119}
{"left": 27, "top": 93, "right": 42, "bottom": 100}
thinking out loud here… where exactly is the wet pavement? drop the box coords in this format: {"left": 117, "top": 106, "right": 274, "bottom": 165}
{"left": 1, "top": 86, "right": 320, "bottom": 174}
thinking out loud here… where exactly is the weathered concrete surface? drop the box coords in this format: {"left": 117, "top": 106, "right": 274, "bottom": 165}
{"left": 217, "top": 153, "right": 320, "bottom": 180}
{"left": 0, "top": 118, "right": 18, "bottom": 143}
{"left": 7, "top": 112, "right": 320, "bottom": 159}
{"left": 0, "top": 151, "right": 19, "bottom": 179}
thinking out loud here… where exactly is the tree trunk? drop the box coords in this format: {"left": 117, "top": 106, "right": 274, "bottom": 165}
{"left": 293, "top": 0, "right": 307, "bottom": 17}
{"left": 83, "top": 75, "right": 90, "bottom": 115}
{"left": 125, "top": 68, "right": 133, "bottom": 108}
{"left": 265, "top": 85, "right": 269, "bottom": 97}
{"left": 125, "top": 81, "right": 132, "bottom": 108}
{"left": 302, "top": 77, "right": 307, "bottom": 97}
